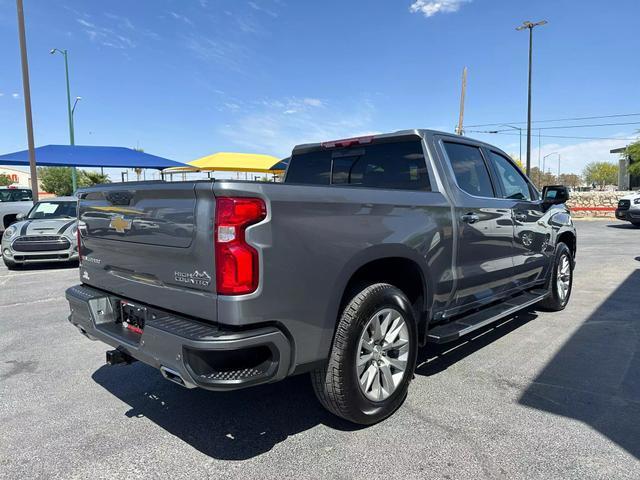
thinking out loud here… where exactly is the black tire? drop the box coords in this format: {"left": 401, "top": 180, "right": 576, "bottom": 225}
{"left": 539, "top": 242, "right": 573, "bottom": 311}
{"left": 631, "top": 221, "right": 640, "bottom": 228}
{"left": 311, "top": 283, "right": 418, "bottom": 425}
{"left": 3, "top": 257, "right": 19, "bottom": 270}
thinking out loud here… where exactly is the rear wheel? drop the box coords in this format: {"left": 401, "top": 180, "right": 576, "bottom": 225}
{"left": 539, "top": 243, "right": 573, "bottom": 311}
{"left": 311, "top": 283, "right": 417, "bottom": 425}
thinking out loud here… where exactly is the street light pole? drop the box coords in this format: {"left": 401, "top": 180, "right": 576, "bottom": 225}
{"left": 15, "top": 0, "right": 38, "bottom": 202}
{"left": 50, "top": 48, "right": 77, "bottom": 193}
{"left": 543, "top": 152, "right": 559, "bottom": 185}
{"left": 557, "top": 153, "right": 561, "bottom": 179}
{"left": 516, "top": 20, "right": 547, "bottom": 177}
{"left": 500, "top": 124, "right": 522, "bottom": 163}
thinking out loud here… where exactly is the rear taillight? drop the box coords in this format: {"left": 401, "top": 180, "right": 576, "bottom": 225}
{"left": 321, "top": 135, "right": 374, "bottom": 148}
{"left": 215, "top": 197, "right": 266, "bottom": 295}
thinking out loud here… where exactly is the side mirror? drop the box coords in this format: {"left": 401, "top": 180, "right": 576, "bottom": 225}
{"left": 542, "top": 185, "right": 570, "bottom": 206}
{"left": 15, "top": 212, "right": 26, "bottom": 221}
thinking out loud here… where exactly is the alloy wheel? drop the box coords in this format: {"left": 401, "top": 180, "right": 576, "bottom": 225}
{"left": 356, "top": 308, "right": 410, "bottom": 401}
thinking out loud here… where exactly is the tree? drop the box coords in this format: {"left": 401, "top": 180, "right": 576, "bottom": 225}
{"left": 625, "top": 141, "right": 640, "bottom": 177}
{"left": 39, "top": 167, "right": 111, "bottom": 196}
{"left": 509, "top": 155, "right": 525, "bottom": 172}
{"left": 39, "top": 167, "right": 75, "bottom": 196}
{"left": 558, "top": 173, "right": 582, "bottom": 188}
{"left": 529, "top": 167, "right": 558, "bottom": 190}
{"left": 582, "top": 162, "right": 618, "bottom": 189}
{"left": 80, "top": 170, "right": 110, "bottom": 186}
{"left": 0, "top": 174, "right": 15, "bottom": 186}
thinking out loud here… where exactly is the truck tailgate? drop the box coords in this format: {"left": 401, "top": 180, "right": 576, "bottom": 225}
{"left": 78, "top": 181, "right": 218, "bottom": 322}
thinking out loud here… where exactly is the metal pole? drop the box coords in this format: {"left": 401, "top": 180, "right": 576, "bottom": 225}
{"left": 519, "top": 127, "right": 522, "bottom": 164}
{"left": 62, "top": 51, "right": 78, "bottom": 192}
{"left": 557, "top": 154, "right": 561, "bottom": 178}
{"left": 15, "top": 0, "right": 38, "bottom": 202}
{"left": 537, "top": 129, "right": 541, "bottom": 185}
{"left": 517, "top": 20, "right": 547, "bottom": 177}
{"left": 526, "top": 26, "right": 533, "bottom": 177}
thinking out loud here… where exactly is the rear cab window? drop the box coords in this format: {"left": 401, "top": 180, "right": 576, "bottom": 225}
{"left": 285, "top": 137, "right": 431, "bottom": 191}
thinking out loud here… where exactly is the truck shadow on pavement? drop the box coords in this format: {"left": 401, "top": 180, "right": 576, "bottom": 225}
{"left": 415, "top": 311, "right": 539, "bottom": 377}
{"left": 518, "top": 269, "right": 640, "bottom": 459}
{"left": 605, "top": 223, "right": 640, "bottom": 230}
{"left": 91, "top": 310, "right": 540, "bottom": 461}
{"left": 92, "top": 364, "right": 361, "bottom": 460}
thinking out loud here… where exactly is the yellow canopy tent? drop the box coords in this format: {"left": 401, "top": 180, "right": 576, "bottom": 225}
{"left": 163, "top": 152, "right": 283, "bottom": 174}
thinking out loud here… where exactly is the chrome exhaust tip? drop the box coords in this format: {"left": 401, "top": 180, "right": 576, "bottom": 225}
{"left": 160, "top": 366, "right": 189, "bottom": 388}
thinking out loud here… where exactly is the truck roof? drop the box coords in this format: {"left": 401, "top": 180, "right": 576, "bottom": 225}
{"left": 291, "top": 129, "right": 499, "bottom": 154}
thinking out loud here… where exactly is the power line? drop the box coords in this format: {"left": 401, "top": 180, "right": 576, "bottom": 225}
{"left": 464, "top": 112, "right": 640, "bottom": 128}
{"left": 466, "top": 130, "right": 639, "bottom": 141}
{"left": 488, "top": 121, "right": 640, "bottom": 131}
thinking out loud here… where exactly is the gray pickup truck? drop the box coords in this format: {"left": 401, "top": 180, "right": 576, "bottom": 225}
{"left": 66, "top": 129, "right": 576, "bottom": 424}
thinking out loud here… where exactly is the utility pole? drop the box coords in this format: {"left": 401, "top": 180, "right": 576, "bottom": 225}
{"left": 455, "top": 67, "right": 467, "bottom": 135}
{"left": 15, "top": 0, "right": 38, "bottom": 202}
{"left": 516, "top": 20, "right": 547, "bottom": 177}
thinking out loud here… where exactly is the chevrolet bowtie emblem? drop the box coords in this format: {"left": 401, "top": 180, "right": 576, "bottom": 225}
{"left": 109, "top": 215, "right": 132, "bottom": 233}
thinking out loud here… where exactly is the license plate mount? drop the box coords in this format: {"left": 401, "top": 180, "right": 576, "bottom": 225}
{"left": 118, "top": 300, "right": 147, "bottom": 335}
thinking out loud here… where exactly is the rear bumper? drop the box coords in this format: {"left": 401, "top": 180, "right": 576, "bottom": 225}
{"left": 66, "top": 284, "right": 292, "bottom": 391}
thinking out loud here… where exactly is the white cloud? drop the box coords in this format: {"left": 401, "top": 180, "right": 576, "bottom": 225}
{"left": 218, "top": 97, "right": 376, "bottom": 157}
{"left": 532, "top": 136, "right": 635, "bottom": 175}
{"left": 76, "top": 17, "right": 135, "bottom": 49}
{"left": 168, "top": 11, "right": 194, "bottom": 26}
{"left": 409, "top": 0, "right": 471, "bottom": 18}
{"left": 303, "top": 98, "right": 323, "bottom": 107}
{"left": 12, "top": 93, "right": 19, "bottom": 99}
{"left": 248, "top": 1, "right": 278, "bottom": 18}
{"left": 184, "top": 34, "right": 248, "bottom": 71}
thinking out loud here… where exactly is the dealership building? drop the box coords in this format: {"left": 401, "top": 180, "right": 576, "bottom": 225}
{"left": 611, "top": 146, "right": 639, "bottom": 190}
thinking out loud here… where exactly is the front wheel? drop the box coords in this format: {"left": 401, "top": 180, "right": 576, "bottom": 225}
{"left": 2, "top": 257, "right": 19, "bottom": 270}
{"left": 311, "top": 283, "right": 418, "bottom": 425}
{"left": 539, "top": 243, "right": 574, "bottom": 311}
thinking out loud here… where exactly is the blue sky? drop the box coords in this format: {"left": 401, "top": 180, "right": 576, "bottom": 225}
{"left": 0, "top": 0, "right": 639, "bottom": 179}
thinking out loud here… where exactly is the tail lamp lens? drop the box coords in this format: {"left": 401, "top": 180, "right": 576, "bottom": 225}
{"left": 215, "top": 197, "right": 266, "bottom": 295}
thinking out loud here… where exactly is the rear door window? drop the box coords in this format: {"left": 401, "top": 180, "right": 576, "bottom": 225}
{"left": 286, "top": 139, "right": 430, "bottom": 191}
{"left": 443, "top": 142, "right": 495, "bottom": 197}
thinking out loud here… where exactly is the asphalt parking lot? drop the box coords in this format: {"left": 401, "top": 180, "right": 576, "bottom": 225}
{"left": 1, "top": 219, "right": 638, "bottom": 479}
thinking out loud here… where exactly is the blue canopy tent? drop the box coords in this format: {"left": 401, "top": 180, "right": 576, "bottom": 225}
{"left": 0, "top": 145, "right": 185, "bottom": 169}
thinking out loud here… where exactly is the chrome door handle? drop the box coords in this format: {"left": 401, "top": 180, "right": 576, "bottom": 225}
{"left": 461, "top": 213, "right": 479, "bottom": 224}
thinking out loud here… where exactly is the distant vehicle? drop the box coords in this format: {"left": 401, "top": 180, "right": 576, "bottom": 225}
{"left": 2, "top": 196, "right": 78, "bottom": 269}
{"left": 66, "top": 130, "right": 576, "bottom": 425}
{"left": 615, "top": 192, "right": 640, "bottom": 226}
{"left": 0, "top": 186, "right": 33, "bottom": 231}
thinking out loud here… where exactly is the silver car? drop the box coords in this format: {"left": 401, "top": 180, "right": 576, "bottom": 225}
{"left": 1, "top": 196, "right": 78, "bottom": 269}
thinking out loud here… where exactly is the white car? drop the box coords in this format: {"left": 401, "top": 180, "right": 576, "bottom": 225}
{"left": 1, "top": 197, "right": 78, "bottom": 269}
{"left": 615, "top": 192, "right": 640, "bottom": 227}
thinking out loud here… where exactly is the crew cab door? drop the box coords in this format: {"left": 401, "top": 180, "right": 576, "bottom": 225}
{"left": 439, "top": 139, "right": 517, "bottom": 313}
{"left": 483, "top": 149, "right": 550, "bottom": 288}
